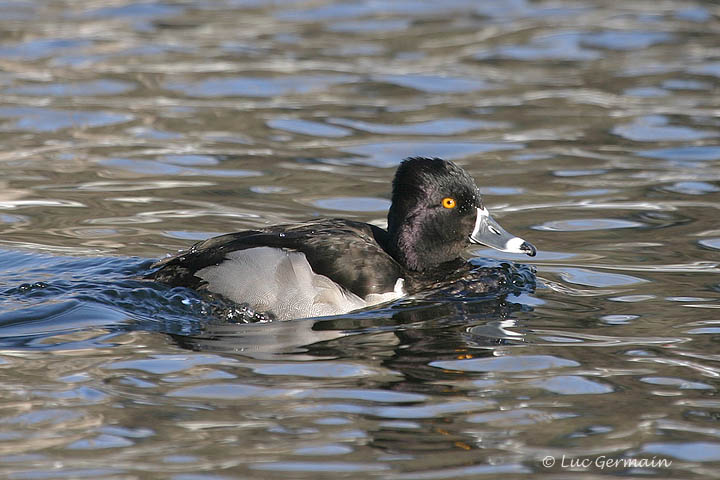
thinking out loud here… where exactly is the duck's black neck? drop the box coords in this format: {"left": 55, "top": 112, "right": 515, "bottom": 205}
{"left": 387, "top": 220, "right": 422, "bottom": 271}
{"left": 386, "top": 213, "right": 465, "bottom": 272}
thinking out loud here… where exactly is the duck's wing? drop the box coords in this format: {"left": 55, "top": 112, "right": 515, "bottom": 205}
{"left": 147, "top": 219, "right": 405, "bottom": 299}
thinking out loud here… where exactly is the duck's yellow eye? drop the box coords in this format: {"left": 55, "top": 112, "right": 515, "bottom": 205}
{"left": 442, "top": 197, "right": 456, "bottom": 209}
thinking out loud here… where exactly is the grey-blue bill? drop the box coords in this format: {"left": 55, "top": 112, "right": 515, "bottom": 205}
{"left": 469, "top": 207, "right": 536, "bottom": 256}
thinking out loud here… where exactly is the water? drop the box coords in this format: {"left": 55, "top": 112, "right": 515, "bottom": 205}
{"left": 1, "top": 0, "right": 720, "bottom": 478}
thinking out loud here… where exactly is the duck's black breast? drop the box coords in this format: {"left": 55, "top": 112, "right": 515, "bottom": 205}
{"left": 147, "top": 218, "right": 406, "bottom": 299}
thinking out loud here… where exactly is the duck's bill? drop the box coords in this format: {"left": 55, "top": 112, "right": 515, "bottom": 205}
{"left": 469, "top": 207, "right": 537, "bottom": 256}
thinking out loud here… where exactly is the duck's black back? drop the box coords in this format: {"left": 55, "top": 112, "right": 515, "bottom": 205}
{"left": 147, "top": 218, "right": 406, "bottom": 299}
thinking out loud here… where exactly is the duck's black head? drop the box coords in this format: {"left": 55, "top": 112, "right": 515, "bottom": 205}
{"left": 387, "top": 157, "right": 536, "bottom": 271}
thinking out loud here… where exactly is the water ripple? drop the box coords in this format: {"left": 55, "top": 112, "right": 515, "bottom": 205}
{"left": 338, "top": 142, "right": 521, "bottom": 168}
{"left": 2, "top": 0, "right": 720, "bottom": 478}
{"left": 4, "top": 79, "right": 135, "bottom": 97}
{"left": 165, "top": 74, "right": 359, "bottom": 98}
{"left": 0, "top": 107, "right": 133, "bottom": 132}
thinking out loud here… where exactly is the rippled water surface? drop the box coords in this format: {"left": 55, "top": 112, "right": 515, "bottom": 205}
{"left": 2, "top": 1, "right": 720, "bottom": 478}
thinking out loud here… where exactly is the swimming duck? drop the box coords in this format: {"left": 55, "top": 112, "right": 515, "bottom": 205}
{"left": 148, "top": 157, "right": 536, "bottom": 320}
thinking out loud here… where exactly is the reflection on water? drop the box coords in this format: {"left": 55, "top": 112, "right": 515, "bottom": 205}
{"left": 2, "top": 0, "right": 720, "bottom": 478}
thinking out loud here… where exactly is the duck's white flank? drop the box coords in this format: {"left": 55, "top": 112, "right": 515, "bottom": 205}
{"left": 195, "top": 247, "right": 405, "bottom": 320}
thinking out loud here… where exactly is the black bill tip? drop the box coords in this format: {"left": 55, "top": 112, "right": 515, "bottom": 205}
{"left": 521, "top": 241, "right": 537, "bottom": 257}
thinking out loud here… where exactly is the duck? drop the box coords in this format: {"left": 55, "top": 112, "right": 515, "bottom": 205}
{"left": 147, "top": 157, "right": 536, "bottom": 321}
